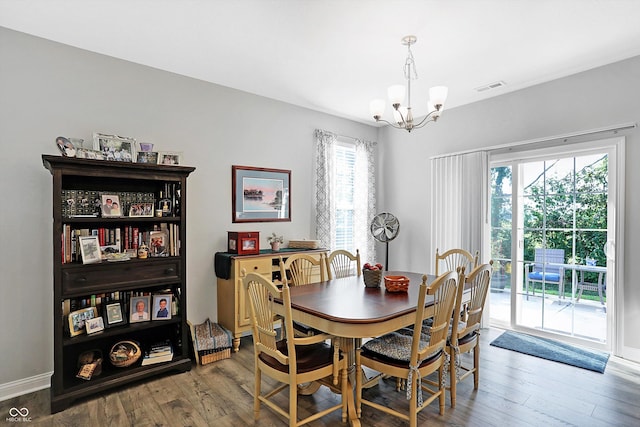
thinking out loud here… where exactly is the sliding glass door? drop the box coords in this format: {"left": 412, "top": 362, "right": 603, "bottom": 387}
{"left": 489, "top": 140, "right": 618, "bottom": 348}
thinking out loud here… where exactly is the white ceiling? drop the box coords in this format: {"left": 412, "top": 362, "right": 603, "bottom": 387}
{"left": 2, "top": 0, "right": 640, "bottom": 125}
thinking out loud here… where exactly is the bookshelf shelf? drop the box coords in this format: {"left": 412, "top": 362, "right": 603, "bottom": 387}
{"left": 43, "top": 155, "right": 195, "bottom": 413}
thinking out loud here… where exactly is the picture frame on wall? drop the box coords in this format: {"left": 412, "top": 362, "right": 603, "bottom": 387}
{"left": 232, "top": 165, "right": 291, "bottom": 223}
{"left": 93, "top": 132, "right": 136, "bottom": 162}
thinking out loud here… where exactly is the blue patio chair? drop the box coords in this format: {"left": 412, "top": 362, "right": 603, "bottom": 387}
{"left": 525, "top": 249, "right": 565, "bottom": 298}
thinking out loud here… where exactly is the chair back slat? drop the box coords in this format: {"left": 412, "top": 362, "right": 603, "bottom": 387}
{"left": 327, "top": 249, "right": 361, "bottom": 279}
{"left": 244, "top": 272, "right": 293, "bottom": 367}
{"left": 413, "top": 270, "right": 459, "bottom": 363}
{"left": 435, "top": 248, "right": 479, "bottom": 276}
{"left": 280, "top": 253, "right": 326, "bottom": 286}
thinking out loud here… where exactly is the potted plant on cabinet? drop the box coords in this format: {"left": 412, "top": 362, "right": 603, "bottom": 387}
{"left": 267, "top": 233, "right": 284, "bottom": 252}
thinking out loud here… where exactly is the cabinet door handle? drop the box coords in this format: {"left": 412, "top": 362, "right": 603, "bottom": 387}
{"left": 164, "top": 268, "right": 175, "bottom": 275}
{"left": 75, "top": 276, "right": 87, "bottom": 283}
{"left": 254, "top": 266, "right": 259, "bottom": 270}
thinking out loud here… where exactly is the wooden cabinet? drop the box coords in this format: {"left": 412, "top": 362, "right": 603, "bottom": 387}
{"left": 216, "top": 249, "right": 327, "bottom": 352}
{"left": 42, "top": 155, "right": 195, "bottom": 413}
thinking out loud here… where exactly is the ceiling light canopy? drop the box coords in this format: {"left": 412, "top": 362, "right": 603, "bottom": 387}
{"left": 370, "top": 35, "right": 447, "bottom": 132}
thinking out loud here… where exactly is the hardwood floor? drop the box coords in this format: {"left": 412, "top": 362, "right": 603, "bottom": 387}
{"left": 2, "top": 327, "right": 639, "bottom": 426}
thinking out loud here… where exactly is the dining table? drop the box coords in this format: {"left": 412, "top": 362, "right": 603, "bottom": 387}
{"left": 272, "top": 270, "right": 445, "bottom": 426}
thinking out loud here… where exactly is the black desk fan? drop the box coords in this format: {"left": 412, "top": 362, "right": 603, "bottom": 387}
{"left": 370, "top": 212, "right": 400, "bottom": 271}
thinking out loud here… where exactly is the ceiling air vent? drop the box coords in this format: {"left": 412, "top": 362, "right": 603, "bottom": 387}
{"left": 475, "top": 80, "right": 506, "bottom": 92}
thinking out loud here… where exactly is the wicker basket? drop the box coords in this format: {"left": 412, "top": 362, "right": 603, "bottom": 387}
{"left": 363, "top": 269, "right": 383, "bottom": 288}
{"left": 109, "top": 340, "right": 142, "bottom": 368}
{"left": 384, "top": 275, "right": 410, "bottom": 292}
{"left": 200, "top": 348, "right": 231, "bottom": 365}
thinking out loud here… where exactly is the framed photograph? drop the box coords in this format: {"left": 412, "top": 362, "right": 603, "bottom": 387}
{"left": 75, "top": 148, "right": 105, "bottom": 160}
{"left": 130, "top": 295, "right": 151, "bottom": 323}
{"left": 104, "top": 302, "right": 127, "bottom": 327}
{"left": 157, "top": 151, "right": 183, "bottom": 165}
{"left": 85, "top": 317, "right": 105, "bottom": 334}
{"left": 152, "top": 294, "right": 172, "bottom": 320}
{"left": 79, "top": 236, "right": 102, "bottom": 264}
{"left": 137, "top": 151, "right": 158, "bottom": 164}
{"left": 129, "top": 202, "right": 154, "bottom": 217}
{"left": 232, "top": 165, "right": 291, "bottom": 223}
{"left": 93, "top": 132, "right": 136, "bottom": 162}
{"left": 149, "top": 230, "right": 168, "bottom": 257}
{"left": 55, "top": 136, "right": 76, "bottom": 157}
{"left": 100, "top": 194, "right": 122, "bottom": 217}
{"left": 68, "top": 307, "right": 98, "bottom": 337}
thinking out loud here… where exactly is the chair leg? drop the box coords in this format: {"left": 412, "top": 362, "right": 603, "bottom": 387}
{"left": 355, "top": 348, "right": 362, "bottom": 418}
{"left": 254, "top": 365, "right": 261, "bottom": 419}
{"left": 438, "top": 363, "right": 446, "bottom": 415}
{"left": 289, "top": 379, "right": 297, "bottom": 427}
{"left": 474, "top": 343, "right": 480, "bottom": 389}
{"left": 449, "top": 347, "right": 457, "bottom": 408}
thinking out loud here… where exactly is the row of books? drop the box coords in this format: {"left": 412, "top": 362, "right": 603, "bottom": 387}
{"left": 61, "top": 223, "right": 180, "bottom": 263}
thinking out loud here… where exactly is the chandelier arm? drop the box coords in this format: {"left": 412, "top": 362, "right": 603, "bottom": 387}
{"left": 374, "top": 118, "right": 405, "bottom": 129}
{"left": 413, "top": 110, "right": 440, "bottom": 129}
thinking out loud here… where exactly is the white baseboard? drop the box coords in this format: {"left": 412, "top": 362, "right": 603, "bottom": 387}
{"left": 0, "top": 372, "right": 51, "bottom": 402}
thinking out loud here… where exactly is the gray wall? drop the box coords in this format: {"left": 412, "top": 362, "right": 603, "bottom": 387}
{"left": 377, "top": 55, "right": 640, "bottom": 361}
{"left": 0, "top": 27, "right": 377, "bottom": 391}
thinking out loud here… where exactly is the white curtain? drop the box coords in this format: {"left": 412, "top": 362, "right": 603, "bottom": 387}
{"left": 430, "top": 151, "right": 488, "bottom": 271}
{"left": 314, "top": 129, "right": 376, "bottom": 264}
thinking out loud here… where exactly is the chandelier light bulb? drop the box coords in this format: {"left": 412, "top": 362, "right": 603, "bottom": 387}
{"left": 429, "top": 86, "right": 448, "bottom": 109}
{"left": 369, "top": 99, "right": 386, "bottom": 118}
{"left": 387, "top": 85, "right": 406, "bottom": 107}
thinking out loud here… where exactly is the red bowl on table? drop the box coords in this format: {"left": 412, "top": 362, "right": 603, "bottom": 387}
{"left": 384, "top": 275, "right": 410, "bottom": 292}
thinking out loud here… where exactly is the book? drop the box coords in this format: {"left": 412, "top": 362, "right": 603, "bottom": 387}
{"left": 141, "top": 340, "right": 174, "bottom": 366}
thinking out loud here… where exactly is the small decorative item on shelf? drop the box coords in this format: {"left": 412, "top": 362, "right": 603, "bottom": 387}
{"left": 109, "top": 340, "right": 142, "bottom": 368}
{"left": 362, "top": 262, "right": 384, "bottom": 288}
{"left": 76, "top": 350, "right": 103, "bottom": 380}
{"left": 384, "top": 275, "right": 410, "bottom": 293}
{"left": 267, "top": 233, "right": 284, "bottom": 252}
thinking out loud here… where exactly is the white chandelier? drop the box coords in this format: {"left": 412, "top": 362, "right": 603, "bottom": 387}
{"left": 369, "top": 35, "right": 448, "bottom": 132}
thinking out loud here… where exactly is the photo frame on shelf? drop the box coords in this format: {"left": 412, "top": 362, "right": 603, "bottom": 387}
{"left": 93, "top": 132, "right": 136, "bottom": 162}
{"left": 103, "top": 302, "right": 127, "bottom": 327}
{"left": 152, "top": 294, "right": 172, "bottom": 320}
{"left": 100, "top": 194, "right": 122, "bottom": 217}
{"left": 149, "top": 230, "right": 168, "bottom": 257}
{"left": 137, "top": 151, "right": 158, "bottom": 164}
{"left": 157, "top": 151, "right": 183, "bottom": 165}
{"left": 232, "top": 165, "right": 291, "bottom": 223}
{"left": 85, "top": 317, "right": 105, "bottom": 335}
{"left": 129, "top": 202, "right": 154, "bottom": 218}
{"left": 55, "top": 136, "right": 76, "bottom": 157}
{"left": 68, "top": 307, "right": 98, "bottom": 337}
{"left": 130, "top": 295, "right": 151, "bottom": 323}
{"left": 79, "top": 236, "right": 102, "bottom": 264}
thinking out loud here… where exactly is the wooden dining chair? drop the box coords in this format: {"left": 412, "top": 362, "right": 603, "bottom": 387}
{"left": 447, "top": 261, "right": 493, "bottom": 408}
{"left": 355, "top": 270, "right": 459, "bottom": 427}
{"left": 243, "top": 272, "right": 348, "bottom": 426}
{"left": 434, "top": 248, "right": 479, "bottom": 276}
{"left": 279, "top": 254, "right": 327, "bottom": 337}
{"left": 279, "top": 253, "right": 327, "bottom": 286}
{"left": 326, "top": 249, "right": 361, "bottom": 280}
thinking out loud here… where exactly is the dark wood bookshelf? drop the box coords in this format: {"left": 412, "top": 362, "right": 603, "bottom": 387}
{"left": 42, "top": 155, "right": 195, "bottom": 413}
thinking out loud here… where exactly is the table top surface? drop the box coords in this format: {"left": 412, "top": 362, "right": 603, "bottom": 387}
{"left": 284, "top": 271, "right": 435, "bottom": 325}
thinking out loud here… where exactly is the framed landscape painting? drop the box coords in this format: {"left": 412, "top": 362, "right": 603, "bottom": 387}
{"left": 232, "top": 165, "right": 291, "bottom": 223}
